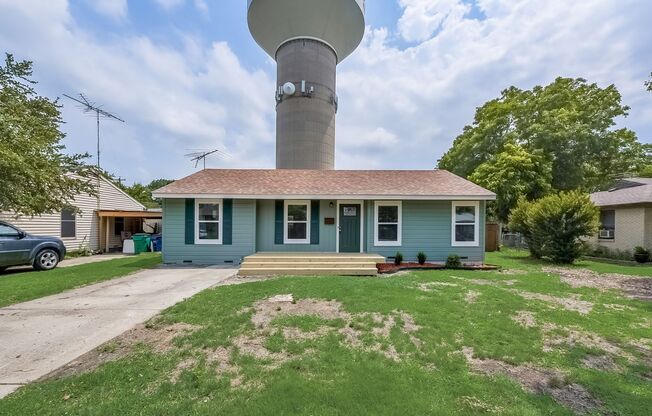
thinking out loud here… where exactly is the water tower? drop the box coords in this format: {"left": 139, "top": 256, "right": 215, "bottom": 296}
{"left": 248, "top": 0, "right": 366, "bottom": 170}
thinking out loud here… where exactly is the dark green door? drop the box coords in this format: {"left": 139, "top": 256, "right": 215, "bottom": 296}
{"left": 339, "top": 204, "right": 361, "bottom": 253}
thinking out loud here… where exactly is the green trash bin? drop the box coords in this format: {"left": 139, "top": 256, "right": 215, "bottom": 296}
{"left": 132, "top": 234, "right": 151, "bottom": 254}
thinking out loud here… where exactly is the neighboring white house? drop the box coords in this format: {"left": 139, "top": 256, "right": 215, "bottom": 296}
{"left": 0, "top": 174, "right": 162, "bottom": 253}
{"left": 589, "top": 178, "right": 652, "bottom": 253}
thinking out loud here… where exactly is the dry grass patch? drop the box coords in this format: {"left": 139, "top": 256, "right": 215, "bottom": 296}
{"left": 512, "top": 290, "right": 593, "bottom": 314}
{"left": 42, "top": 323, "right": 200, "bottom": 381}
{"left": 462, "top": 347, "right": 602, "bottom": 414}
{"left": 543, "top": 267, "right": 652, "bottom": 301}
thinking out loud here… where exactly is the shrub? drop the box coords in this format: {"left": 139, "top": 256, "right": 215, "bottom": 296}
{"left": 394, "top": 252, "right": 403, "bottom": 265}
{"left": 446, "top": 254, "right": 462, "bottom": 268}
{"left": 509, "top": 191, "right": 599, "bottom": 264}
{"left": 417, "top": 251, "right": 427, "bottom": 265}
{"left": 634, "top": 246, "right": 650, "bottom": 263}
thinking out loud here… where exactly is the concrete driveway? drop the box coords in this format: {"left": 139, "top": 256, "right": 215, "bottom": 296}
{"left": 0, "top": 265, "right": 237, "bottom": 398}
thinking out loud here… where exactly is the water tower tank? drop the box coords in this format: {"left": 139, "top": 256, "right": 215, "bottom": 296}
{"left": 248, "top": 0, "right": 366, "bottom": 170}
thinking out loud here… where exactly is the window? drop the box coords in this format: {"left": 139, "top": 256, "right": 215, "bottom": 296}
{"left": 284, "top": 200, "right": 310, "bottom": 244}
{"left": 452, "top": 201, "right": 479, "bottom": 247}
{"left": 195, "top": 199, "right": 222, "bottom": 244}
{"left": 0, "top": 224, "right": 20, "bottom": 239}
{"left": 374, "top": 201, "right": 401, "bottom": 246}
{"left": 61, "top": 207, "right": 76, "bottom": 238}
{"left": 599, "top": 210, "right": 615, "bottom": 240}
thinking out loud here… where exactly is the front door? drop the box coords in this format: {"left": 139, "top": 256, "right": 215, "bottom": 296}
{"left": 339, "top": 204, "right": 361, "bottom": 253}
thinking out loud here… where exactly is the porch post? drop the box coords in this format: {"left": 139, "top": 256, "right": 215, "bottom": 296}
{"left": 105, "top": 217, "right": 110, "bottom": 253}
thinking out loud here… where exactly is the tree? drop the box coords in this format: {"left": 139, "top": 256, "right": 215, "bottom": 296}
{"left": 509, "top": 191, "right": 599, "bottom": 264}
{"left": 469, "top": 144, "right": 552, "bottom": 223}
{"left": 0, "top": 54, "right": 94, "bottom": 216}
{"left": 122, "top": 179, "right": 174, "bottom": 208}
{"left": 646, "top": 72, "right": 652, "bottom": 92}
{"left": 439, "top": 77, "right": 650, "bottom": 193}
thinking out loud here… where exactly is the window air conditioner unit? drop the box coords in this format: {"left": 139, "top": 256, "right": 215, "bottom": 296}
{"left": 599, "top": 229, "right": 614, "bottom": 239}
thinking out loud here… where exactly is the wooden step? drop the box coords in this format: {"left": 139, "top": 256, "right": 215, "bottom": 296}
{"left": 241, "top": 261, "right": 378, "bottom": 268}
{"left": 244, "top": 256, "right": 385, "bottom": 263}
{"left": 238, "top": 267, "right": 378, "bottom": 277}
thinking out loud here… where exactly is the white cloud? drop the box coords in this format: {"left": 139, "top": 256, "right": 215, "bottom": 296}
{"left": 335, "top": 0, "right": 652, "bottom": 169}
{"left": 154, "top": 0, "right": 184, "bottom": 10}
{"left": 154, "top": 0, "right": 209, "bottom": 15}
{"left": 397, "top": 0, "right": 470, "bottom": 42}
{"left": 0, "top": 0, "right": 650, "bottom": 182}
{"left": 87, "top": 0, "right": 128, "bottom": 20}
{"left": 0, "top": 0, "right": 274, "bottom": 183}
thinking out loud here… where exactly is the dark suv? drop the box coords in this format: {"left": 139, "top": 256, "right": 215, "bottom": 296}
{"left": 0, "top": 221, "right": 67, "bottom": 272}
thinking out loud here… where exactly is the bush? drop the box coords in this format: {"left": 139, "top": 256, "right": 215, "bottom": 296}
{"left": 417, "top": 252, "right": 427, "bottom": 265}
{"left": 634, "top": 246, "right": 650, "bottom": 263}
{"left": 446, "top": 254, "right": 462, "bottom": 268}
{"left": 394, "top": 252, "right": 403, "bottom": 265}
{"left": 589, "top": 245, "right": 633, "bottom": 261}
{"left": 509, "top": 191, "right": 599, "bottom": 264}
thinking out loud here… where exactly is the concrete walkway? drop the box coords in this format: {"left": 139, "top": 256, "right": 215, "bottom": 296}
{"left": 0, "top": 265, "right": 237, "bottom": 398}
{"left": 59, "top": 253, "right": 129, "bottom": 268}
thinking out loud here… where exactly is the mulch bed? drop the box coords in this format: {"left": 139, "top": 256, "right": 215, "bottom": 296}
{"left": 377, "top": 263, "right": 499, "bottom": 274}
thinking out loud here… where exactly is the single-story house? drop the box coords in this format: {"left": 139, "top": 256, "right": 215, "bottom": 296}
{"left": 152, "top": 169, "right": 496, "bottom": 266}
{"left": 1, "top": 174, "right": 162, "bottom": 253}
{"left": 590, "top": 177, "right": 652, "bottom": 253}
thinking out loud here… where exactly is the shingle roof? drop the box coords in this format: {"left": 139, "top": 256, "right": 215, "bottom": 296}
{"left": 152, "top": 169, "right": 496, "bottom": 200}
{"left": 590, "top": 178, "right": 652, "bottom": 207}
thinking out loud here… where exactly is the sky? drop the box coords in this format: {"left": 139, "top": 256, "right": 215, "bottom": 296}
{"left": 0, "top": 0, "right": 651, "bottom": 185}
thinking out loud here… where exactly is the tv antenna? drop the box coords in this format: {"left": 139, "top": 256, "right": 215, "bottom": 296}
{"left": 63, "top": 93, "right": 125, "bottom": 170}
{"left": 184, "top": 149, "right": 229, "bottom": 169}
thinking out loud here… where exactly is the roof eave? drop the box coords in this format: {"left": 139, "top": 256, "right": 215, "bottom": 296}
{"left": 152, "top": 192, "right": 496, "bottom": 201}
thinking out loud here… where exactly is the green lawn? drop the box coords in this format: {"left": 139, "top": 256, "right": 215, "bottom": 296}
{"left": 0, "top": 253, "right": 161, "bottom": 307}
{"left": 1, "top": 250, "right": 650, "bottom": 415}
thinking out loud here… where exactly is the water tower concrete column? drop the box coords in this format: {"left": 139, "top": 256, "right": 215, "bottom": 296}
{"left": 247, "top": 0, "right": 365, "bottom": 170}
{"left": 276, "top": 39, "right": 337, "bottom": 169}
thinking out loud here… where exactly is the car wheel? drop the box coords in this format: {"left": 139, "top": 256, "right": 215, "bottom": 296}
{"left": 34, "top": 249, "right": 60, "bottom": 271}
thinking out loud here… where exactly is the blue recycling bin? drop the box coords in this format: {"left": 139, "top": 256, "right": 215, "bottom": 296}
{"left": 151, "top": 234, "right": 162, "bottom": 252}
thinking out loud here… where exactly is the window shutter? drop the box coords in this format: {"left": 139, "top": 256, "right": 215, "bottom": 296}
{"left": 185, "top": 199, "right": 195, "bottom": 245}
{"left": 274, "top": 200, "right": 284, "bottom": 244}
{"left": 310, "top": 200, "right": 320, "bottom": 245}
{"left": 223, "top": 199, "right": 233, "bottom": 245}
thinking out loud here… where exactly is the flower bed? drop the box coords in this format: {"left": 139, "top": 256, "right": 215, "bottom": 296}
{"left": 377, "top": 262, "right": 499, "bottom": 274}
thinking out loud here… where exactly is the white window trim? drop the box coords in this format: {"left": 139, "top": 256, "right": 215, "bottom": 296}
{"left": 195, "top": 198, "right": 222, "bottom": 245}
{"left": 451, "top": 201, "right": 480, "bottom": 247}
{"left": 284, "top": 200, "right": 311, "bottom": 244}
{"left": 374, "top": 201, "right": 402, "bottom": 247}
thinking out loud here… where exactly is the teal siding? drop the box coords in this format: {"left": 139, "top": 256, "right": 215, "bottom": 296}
{"left": 162, "top": 199, "right": 256, "bottom": 265}
{"left": 162, "top": 198, "right": 486, "bottom": 265}
{"left": 256, "top": 200, "right": 337, "bottom": 252}
{"left": 365, "top": 200, "right": 486, "bottom": 263}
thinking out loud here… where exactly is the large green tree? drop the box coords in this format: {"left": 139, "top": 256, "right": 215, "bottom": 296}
{"left": 469, "top": 143, "right": 551, "bottom": 223}
{"left": 120, "top": 178, "right": 173, "bottom": 208}
{"left": 439, "top": 77, "right": 650, "bottom": 193}
{"left": 0, "top": 54, "right": 94, "bottom": 216}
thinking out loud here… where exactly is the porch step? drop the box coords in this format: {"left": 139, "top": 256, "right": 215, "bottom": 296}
{"left": 238, "top": 253, "right": 384, "bottom": 276}
{"left": 238, "top": 267, "right": 379, "bottom": 277}
{"left": 244, "top": 255, "right": 385, "bottom": 263}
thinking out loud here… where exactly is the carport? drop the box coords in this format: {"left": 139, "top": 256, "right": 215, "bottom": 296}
{"left": 98, "top": 210, "right": 162, "bottom": 253}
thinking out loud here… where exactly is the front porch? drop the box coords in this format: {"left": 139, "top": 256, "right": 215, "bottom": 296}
{"left": 238, "top": 252, "right": 385, "bottom": 276}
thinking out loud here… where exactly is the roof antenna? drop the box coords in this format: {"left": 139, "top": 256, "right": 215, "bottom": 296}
{"left": 184, "top": 149, "right": 230, "bottom": 170}
{"left": 63, "top": 93, "right": 125, "bottom": 171}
